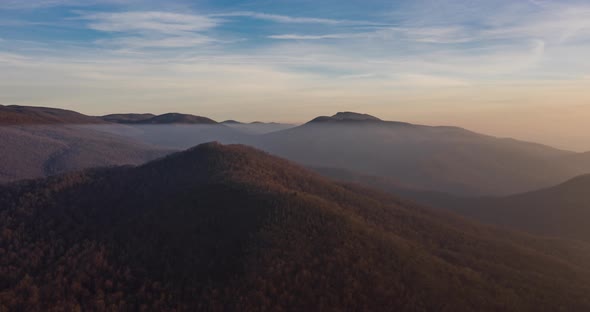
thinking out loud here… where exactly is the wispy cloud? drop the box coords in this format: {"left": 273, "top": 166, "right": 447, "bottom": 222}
{"left": 212, "top": 11, "right": 384, "bottom": 26}
{"left": 0, "top": 0, "right": 131, "bottom": 9}
{"left": 80, "top": 11, "right": 218, "bottom": 34}
{"left": 269, "top": 33, "right": 360, "bottom": 40}
{"left": 269, "top": 26, "right": 473, "bottom": 43}
{"left": 0, "top": 52, "right": 30, "bottom": 65}
{"left": 0, "top": 0, "right": 77, "bottom": 9}
{"left": 94, "top": 35, "right": 213, "bottom": 48}
{"left": 76, "top": 11, "right": 220, "bottom": 48}
{"left": 482, "top": 6, "right": 590, "bottom": 43}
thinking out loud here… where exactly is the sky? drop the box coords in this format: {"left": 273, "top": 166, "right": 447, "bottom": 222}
{"left": 1, "top": 0, "right": 590, "bottom": 151}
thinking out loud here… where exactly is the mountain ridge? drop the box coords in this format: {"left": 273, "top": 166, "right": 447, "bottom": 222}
{"left": 102, "top": 112, "right": 218, "bottom": 125}
{"left": 256, "top": 113, "right": 583, "bottom": 195}
{"left": 445, "top": 173, "right": 590, "bottom": 242}
{"left": 101, "top": 113, "right": 157, "bottom": 123}
{"left": 2, "top": 142, "right": 590, "bottom": 310}
{"left": 309, "top": 111, "right": 382, "bottom": 122}
{"left": 0, "top": 104, "right": 106, "bottom": 125}
{"left": 322, "top": 168, "right": 590, "bottom": 243}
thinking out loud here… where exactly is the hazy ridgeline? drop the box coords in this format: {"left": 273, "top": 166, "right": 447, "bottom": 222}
{"left": 0, "top": 104, "right": 294, "bottom": 183}
{"left": 4, "top": 108, "right": 590, "bottom": 248}
{"left": 422, "top": 175, "right": 590, "bottom": 243}
{"left": 221, "top": 121, "right": 295, "bottom": 135}
{"left": 0, "top": 125, "right": 167, "bottom": 183}
{"left": 77, "top": 113, "right": 590, "bottom": 196}
{"left": 3, "top": 107, "right": 590, "bottom": 310}
{"left": 79, "top": 124, "right": 252, "bottom": 150}
{"left": 3, "top": 111, "right": 590, "bottom": 197}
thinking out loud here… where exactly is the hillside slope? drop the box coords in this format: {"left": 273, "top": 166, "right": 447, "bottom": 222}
{"left": 0, "top": 125, "right": 167, "bottom": 183}
{"left": 317, "top": 167, "right": 590, "bottom": 243}
{"left": 443, "top": 175, "right": 590, "bottom": 243}
{"left": 0, "top": 105, "right": 104, "bottom": 125}
{"left": 102, "top": 112, "right": 217, "bottom": 125}
{"left": 256, "top": 112, "right": 586, "bottom": 195}
{"left": 1, "top": 143, "right": 590, "bottom": 311}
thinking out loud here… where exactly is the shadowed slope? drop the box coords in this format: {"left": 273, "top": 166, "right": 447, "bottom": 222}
{"left": 317, "top": 166, "right": 590, "bottom": 243}
{"left": 1, "top": 143, "right": 590, "bottom": 311}
{"left": 442, "top": 174, "right": 590, "bottom": 243}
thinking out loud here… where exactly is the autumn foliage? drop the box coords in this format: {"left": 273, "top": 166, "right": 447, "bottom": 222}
{"left": 1, "top": 143, "right": 590, "bottom": 311}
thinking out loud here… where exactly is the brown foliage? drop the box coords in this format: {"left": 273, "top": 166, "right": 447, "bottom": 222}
{"left": 1, "top": 143, "right": 590, "bottom": 311}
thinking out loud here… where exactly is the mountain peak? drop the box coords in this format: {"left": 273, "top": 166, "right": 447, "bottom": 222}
{"left": 308, "top": 112, "right": 382, "bottom": 123}
{"left": 147, "top": 113, "right": 218, "bottom": 124}
{"left": 332, "top": 112, "right": 381, "bottom": 121}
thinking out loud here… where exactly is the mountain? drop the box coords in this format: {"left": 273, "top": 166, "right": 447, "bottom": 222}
{"left": 0, "top": 125, "right": 168, "bottom": 183}
{"left": 222, "top": 120, "right": 295, "bottom": 134}
{"left": 103, "top": 112, "right": 218, "bottom": 125}
{"left": 559, "top": 151, "right": 590, "bottom": 172}
{"left": 95, "top": 111, "right": 254, "bottom": 150}
{"left": 435, "top": 174, "right": 590, "bottom": 243}
{"left": 101, "top": 113, "right": 156, "bottom": 124}
{"left": 310, "top": 111, "right": 384, "bottom": 123}
{"left": 255, "top": 112, "right": 588, "bottom": 195}
{"left": 221, "top": 119, "right": 243, "bottom": 124}
{"left": 5, "top": 106, "right": 590, "bottom": 196}
{"left": 312, "top": 166, "right": 425, "bottom": 193}
{"left": 0, "top": 105, "right": 105, "bottom": 125}
{"left": 2, "top": 143, "right": 590, "bottom": 311}
{"left": 318, "top": 167, "right": 590, "bottom": 243}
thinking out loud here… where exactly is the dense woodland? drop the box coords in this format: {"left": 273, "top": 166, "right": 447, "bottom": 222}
{"left": 1, "top": 143, "right": 590, "bottom": 311}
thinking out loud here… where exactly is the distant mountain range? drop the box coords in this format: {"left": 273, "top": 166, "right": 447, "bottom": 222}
{"left": 100, "top": 113, "right": 157, "bottom": 123}
{"left": 0, "top": 106, "right": 293, "bottom": 182}
{"left": 101, "top": 112, "right": 217, "bottom": 125}
{"left": 0, "top": 125, "right": 167, "bottom": 183}
{"left": 221, "top": 119, "right": 295, "bottom": 134}
{"left": 255, "top": 112, "right": 590, "bottom": 195}
{"left": 2, "top": 106, "right": 590, "bottom": 197}
{"left": 2, "top": 143, "right": 590, "bottom": 311}
{"left": 318, "top": 166, "right": 590, "bottom": 243}
{"left": 0, "top": 105, "right": 105, "bottom": 125}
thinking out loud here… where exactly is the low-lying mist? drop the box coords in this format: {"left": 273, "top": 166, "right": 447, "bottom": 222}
{"left": 4, "top": 120, "right": 590, "bottom": 198}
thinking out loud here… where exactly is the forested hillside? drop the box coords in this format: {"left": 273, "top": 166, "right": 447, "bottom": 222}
{"left": 1, "top": 143, "right": 590, "bottom": 311}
